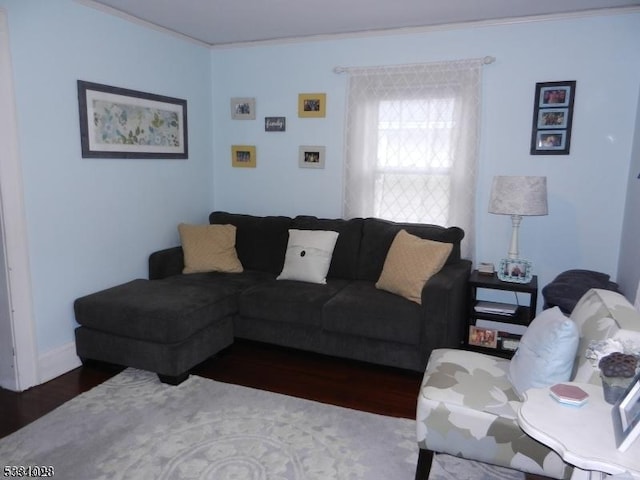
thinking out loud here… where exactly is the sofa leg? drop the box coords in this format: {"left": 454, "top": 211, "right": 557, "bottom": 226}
{"left": 415, "top": 448, "right": 434, "bottom": 480}
{"left": 157, "top": 372, "right": 190, "bottom": 385}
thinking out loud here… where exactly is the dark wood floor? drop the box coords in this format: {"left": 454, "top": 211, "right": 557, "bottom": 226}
{"left": 0, "top": 340, "right": 422, "bottom": 440}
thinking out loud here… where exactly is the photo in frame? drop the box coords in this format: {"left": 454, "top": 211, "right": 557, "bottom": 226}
{"left": 537, "top": 108, "right": 568, "bottom": 129}
{"left": 468, "top": 326, "right": 498, "bottom": 349}
{"left": 530, "top": 81, "right": 576, "bottom": 155}
{"left": 231, "top": 145, "right": 256, "bottom": 168}
{"left": 230, "top": 97, "right": 256, "bottom": 120}
{"left": 497, "top": 258, "right": 532, "bottom": 283}
{"left": 612, "top": 370, "right": 640, "bottom": 452}
{"left": 298, "top": 146, "right": 325, "bottom": 169}
{"left": 77, "top": 80, "right": 188, "bottom": 159}
{"left": 298, "top": 93, "right": 326, "bottom": 118}
{"left": 536, "top": 130, "right": 567, "bottom": 151}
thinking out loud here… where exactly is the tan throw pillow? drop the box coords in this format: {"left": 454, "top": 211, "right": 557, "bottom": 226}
{"left": 375, "top": 229, "right": 452, "bottom": 305}
{"left": 178, "top": 223, "right": 243, "bottom": 274}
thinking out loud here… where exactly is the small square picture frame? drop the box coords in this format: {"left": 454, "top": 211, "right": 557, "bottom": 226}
{"left": 298, "top": 93, "right": 326, "bottom": 118}
{"left": 230, "top": 97, "right": 256, "bottom": 120}
{"left": 231, "top": 145, "right": 256, "bottom": 168}
{"left": 497, "top": 258, "right": 532, "bottom": 283}
{"left": 298, "top": 145, "right": 325, "bottom": 169}
{"left": 468, "top": 326, "right": 498, "bottom": 349}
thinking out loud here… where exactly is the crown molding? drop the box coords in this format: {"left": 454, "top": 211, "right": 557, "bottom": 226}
{"left": 75, "top": 1, "right": 640, "bottom": 51}
{"left": 75, "top": 0, "right": 210, "bottom": 48}
{"left": 211, "top": 6, "right": 640, "bottom": 50}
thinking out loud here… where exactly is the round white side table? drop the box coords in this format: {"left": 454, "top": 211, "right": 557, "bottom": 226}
{"left": 518, "top": 383, "right": 640, "bottom": 480}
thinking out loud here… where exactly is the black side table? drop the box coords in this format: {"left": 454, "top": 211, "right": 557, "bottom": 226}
{"left": 465, "top": 270, "right": 538, "bottom": 358}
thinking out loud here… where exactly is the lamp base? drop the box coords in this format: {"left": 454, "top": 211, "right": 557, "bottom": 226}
{"left": 497, "top": 258, "right": 532, "bottom": 283}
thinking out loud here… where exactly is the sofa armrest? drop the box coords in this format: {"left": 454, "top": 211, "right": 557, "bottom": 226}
{"left": 419, "top": 259, "right": 472, "bottom": 354}
{"left": 148, "top": 246, "right": 184, "bottom": 280}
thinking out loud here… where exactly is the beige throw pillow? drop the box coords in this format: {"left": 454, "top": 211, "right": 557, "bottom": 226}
{"left": 375, "top": 229, "right": 452, "bottom": 304}
{"left": 178, "top": 223, "right": 243, "bottom": 274}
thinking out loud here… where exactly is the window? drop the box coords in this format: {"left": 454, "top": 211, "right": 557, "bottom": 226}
{"left": 342, "top": 60, "right": 486, "bottom": 259}
{"left": 376, "top": 97, "right": 455, "bottom": 224}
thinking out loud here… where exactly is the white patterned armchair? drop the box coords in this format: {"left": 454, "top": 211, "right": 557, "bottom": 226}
{"left": 415, "top": 288, "right": 640, "bottom": 479}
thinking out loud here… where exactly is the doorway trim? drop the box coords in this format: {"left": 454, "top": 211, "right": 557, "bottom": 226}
{"left": 0, "top": 8, "right": 39, "bottom": 391}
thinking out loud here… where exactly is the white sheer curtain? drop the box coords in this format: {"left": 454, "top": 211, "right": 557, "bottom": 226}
{"left": 342, "top": 58, "right": 488, "bottom": 260}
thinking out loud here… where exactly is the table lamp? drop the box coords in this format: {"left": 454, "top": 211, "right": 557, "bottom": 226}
{"left": 489, "top": 176, "right": 548, "bottom": 282}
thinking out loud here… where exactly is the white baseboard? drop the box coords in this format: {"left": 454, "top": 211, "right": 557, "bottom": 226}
{"left": 38, "top": 341, "right": 82, "bottom": 384}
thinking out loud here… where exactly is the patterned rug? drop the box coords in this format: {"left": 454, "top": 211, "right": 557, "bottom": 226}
{"left": 0, "top": 369, "right": 523, "bottom": 479}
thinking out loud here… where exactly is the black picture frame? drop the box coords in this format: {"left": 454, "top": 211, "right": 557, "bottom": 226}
{"left": 77, "top": 80, "right": 188, "bottom": 159}
{"left": 530, "top": 81, "right": 576, "bottom": 155}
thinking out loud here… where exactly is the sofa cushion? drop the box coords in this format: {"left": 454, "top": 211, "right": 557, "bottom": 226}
{"left": 292, "top": 216, "right": 363, "bottom": 280}
{"left": 322, "top": 281, "right": 422, "bottom": 345}
{"left": 178, "top": 223, "right": 243, "bottom": 274}
{"left": 277, "top": 229, "right": 339, "bottom": 284}
{"left": 209, "top": 211, "right": 292, "bottom": 274}
{"left": 375, "top": 229, "right": 452, "bottom": 304}
{"left": 239, "top": 278, "right": 349, "bottom": 327}
{"left": 508, "top": 306, "right": 579, "bottom": 398}
{"left": 357, "top": 217, "right": 464, "bottom": 282}
{"left": 74, "top": 276, "right": 249, "bottom": 344}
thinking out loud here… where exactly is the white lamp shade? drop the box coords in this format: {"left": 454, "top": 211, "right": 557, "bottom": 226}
{"left": 488, "top": 176, "right": 548, "bottom": 216}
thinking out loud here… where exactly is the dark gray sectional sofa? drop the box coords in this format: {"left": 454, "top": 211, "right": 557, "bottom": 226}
{"left": 74, "top": 211, "right": 471, "bottom": 384}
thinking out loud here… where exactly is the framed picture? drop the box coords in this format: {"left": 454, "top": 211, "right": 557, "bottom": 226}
{"left": 468, "top": 326, "right": 498, "bottom": 349}
{"left": 530, "top": 80, "right": 576, "bottom": 155}
{"left": 299, "top": 146, "right": 325, "bottom": 169}
{"left": 612, "top": 370, "right": 640, "bottom": 452}
{"left": 298, "top": 93, "right": 326, "bottom": 118}
{"left": 230, "top": 97, "right": 256, "bottom": 120}
{"left": 265, "top": 116, "right": 286, "bottom": 132}
{"left": 77, "top": 80, "right": 188, "bottom": 159}
{"left": 497, "top": 258, "right": 532, "bottom": 283}
{"left": 231, "top": 145, "right": 256, "bottom": 168}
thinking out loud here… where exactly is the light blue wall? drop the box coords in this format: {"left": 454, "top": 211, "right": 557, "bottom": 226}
{"left": 211, "top": 12, "right": 640, "bottom": 300}
{"left": 0, "top": 0, "right": 213, "bottom": 352}
{"left": 2, "top": 2, "right": 639, "bottom": 363}
{"left": 617, "top": 86, "right": 640, "bottom": 300}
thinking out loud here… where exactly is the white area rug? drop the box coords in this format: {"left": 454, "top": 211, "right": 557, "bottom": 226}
{"left": 0, "top": 369, "right": 523, "bottom": 479}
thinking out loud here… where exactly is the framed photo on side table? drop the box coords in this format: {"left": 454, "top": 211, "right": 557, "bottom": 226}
{"left": 612, "top": 371, "right": 640, "bottom": 452}
{"left": 468, "top": 326, "right": 498, "bottom": 349}
{"left": 530, "top": 80, "right": 576, "bottom": 155}
{"left": 497, "top": 258, "right": 532, "bottom": 283}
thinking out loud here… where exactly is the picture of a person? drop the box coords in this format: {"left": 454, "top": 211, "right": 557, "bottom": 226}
{"left": 543, "top": 89, "right": 566, "bottom": 105}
